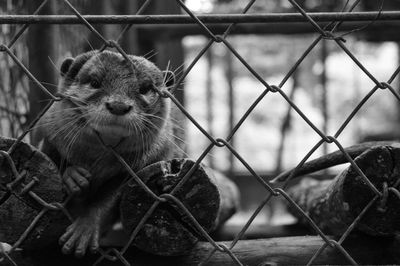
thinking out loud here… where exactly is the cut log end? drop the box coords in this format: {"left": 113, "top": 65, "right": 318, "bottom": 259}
{"left": 288, "top": 145, "right": 400, "bottom": 236}
{"left": 0, "top": 136, "right": 68, "bottom": 249}
{"left": 120, "top": 158, "right": 239, "bottom": 256}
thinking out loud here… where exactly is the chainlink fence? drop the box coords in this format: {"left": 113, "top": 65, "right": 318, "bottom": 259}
{"left": 1, "top": 0, "right": 400, "bottom": 265}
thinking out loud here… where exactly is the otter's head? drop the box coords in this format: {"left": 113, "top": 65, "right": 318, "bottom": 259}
{"left": 58, "top": 50, "right": 174, "bottom": 145}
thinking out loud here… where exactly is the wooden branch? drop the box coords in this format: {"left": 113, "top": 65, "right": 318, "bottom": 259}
{"left": 287, "top": 145, "right": 400, "bottom": 236}
{"left": 120, "top": 158, "right": 240, "bottom": 256}
{"left": 8, "top": 235, "right": 400, "bottom": 265}
{"left": 274, "top": 141, "right": 397, "bottom": 183}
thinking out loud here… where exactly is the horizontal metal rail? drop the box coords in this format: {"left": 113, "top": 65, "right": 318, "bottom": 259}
{"left": 130, "top": 21, "right": 400, "bottom": 39}
{"left": 0, "top": 11, "right": 399, "bottom": 25}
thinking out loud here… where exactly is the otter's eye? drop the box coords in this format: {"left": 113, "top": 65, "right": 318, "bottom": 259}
{"left": 90, "top": 79, "right": 101, "bottom": 89}
{"left": 139, "top": 84, "right": 154, "bottom": 95}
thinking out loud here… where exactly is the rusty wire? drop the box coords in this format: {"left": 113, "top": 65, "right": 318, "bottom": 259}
{"left": 0, "top": 0, "right": 400, "bottom": 265}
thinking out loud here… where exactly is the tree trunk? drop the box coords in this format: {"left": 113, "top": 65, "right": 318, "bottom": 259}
{"left": 27, "top": 0, "right": 58, "bottom": 145}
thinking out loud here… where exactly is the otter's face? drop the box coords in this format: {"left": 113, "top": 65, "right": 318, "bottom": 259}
{"left": 58, "top": 51, "right": 174, "bottom": 142}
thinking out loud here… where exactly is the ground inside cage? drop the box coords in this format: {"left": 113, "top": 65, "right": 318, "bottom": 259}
{"left": 4, "top": 235, "right": 400, "bottom": 266}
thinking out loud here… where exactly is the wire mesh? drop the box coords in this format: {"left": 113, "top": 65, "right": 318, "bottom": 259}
{"left": 0, "top": 0, "right": 400, "bottom": 265}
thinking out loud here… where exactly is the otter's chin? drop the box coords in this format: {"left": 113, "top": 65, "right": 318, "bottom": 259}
{"left": 91, "top": 123, "right": 132, "bottom": 139}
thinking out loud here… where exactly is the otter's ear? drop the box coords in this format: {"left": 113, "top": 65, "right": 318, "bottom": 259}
{"left": 60, "top": 57, "right": 74, "bottom": 77}
{"left": 163, "top": 70, "right": 175, "bottom": 88}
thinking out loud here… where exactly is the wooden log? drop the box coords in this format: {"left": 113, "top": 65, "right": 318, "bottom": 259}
{"left": 211, "top": 223, "right": 310, "bottom": 241}
{"left": 120, "top": 158, "right": 239, "bottom": 256}
{"left": 0, "top": 138, "right": 239, "bottom": 256}
{"left": 287, "top": 145, "right": 400, "bottom": 236}
{"left": 0, "top": 136, "right": 68, "bottom": 249}
{"left": 7, "top": 235, "right": 400, "bottom": 265}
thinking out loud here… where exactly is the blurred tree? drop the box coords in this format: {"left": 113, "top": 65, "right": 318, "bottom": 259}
{"left": 0, "top": 0, "right": 29, "bottom": 138}
{"left": 27, "top": 0, "right": 58, "bottom": 145}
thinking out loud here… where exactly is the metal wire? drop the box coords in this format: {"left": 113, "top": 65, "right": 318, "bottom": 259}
{"left": 0, "top": 0, "right": 399, "bottom": 265}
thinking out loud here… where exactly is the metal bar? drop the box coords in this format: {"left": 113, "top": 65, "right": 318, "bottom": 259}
{"left": 1, "top": 11, "right": 400, "bottom": 24}
{"left": 122, "top": 21, "right": 400, "bottom": 40}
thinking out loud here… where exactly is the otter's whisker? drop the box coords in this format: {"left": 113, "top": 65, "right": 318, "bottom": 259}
{"left": 140, "top": 116, "right": 188, "bottom": 158}
{"left": 142, "top": 113, "right": 185, "bottom": 131}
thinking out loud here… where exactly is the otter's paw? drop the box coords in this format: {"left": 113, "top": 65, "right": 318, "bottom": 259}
{"left": 59, "top": 215, "right": 100, "bottom": 257}
{"left": 63, "top": 166, "right": 91, "bottom": 197}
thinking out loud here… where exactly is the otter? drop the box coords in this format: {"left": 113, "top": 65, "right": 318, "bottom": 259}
{"left": 34, "top": 50, "right": 183, "bottom": 257}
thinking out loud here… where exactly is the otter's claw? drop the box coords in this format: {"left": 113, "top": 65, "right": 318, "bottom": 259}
{"left": 63, "top": 166, "right": 91, "bottom": 197}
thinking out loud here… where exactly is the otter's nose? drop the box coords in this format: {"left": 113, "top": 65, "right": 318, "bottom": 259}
{"left": 105, "top": 101, "right": 132, "bottom": 116}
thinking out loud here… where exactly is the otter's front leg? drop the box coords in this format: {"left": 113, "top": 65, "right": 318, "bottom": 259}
{"left": 59, "top": 204, "right": 103, "bottom": 257}
{"left": 60, "top": 166, "right": 121, "bottom": 257}
{"left": 62, "top": 166, "right": 91, "bottom": 199}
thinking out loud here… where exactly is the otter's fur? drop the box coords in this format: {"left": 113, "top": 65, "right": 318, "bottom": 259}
{"left": 35, "top": 50, "right": 183, "bottom": 257}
